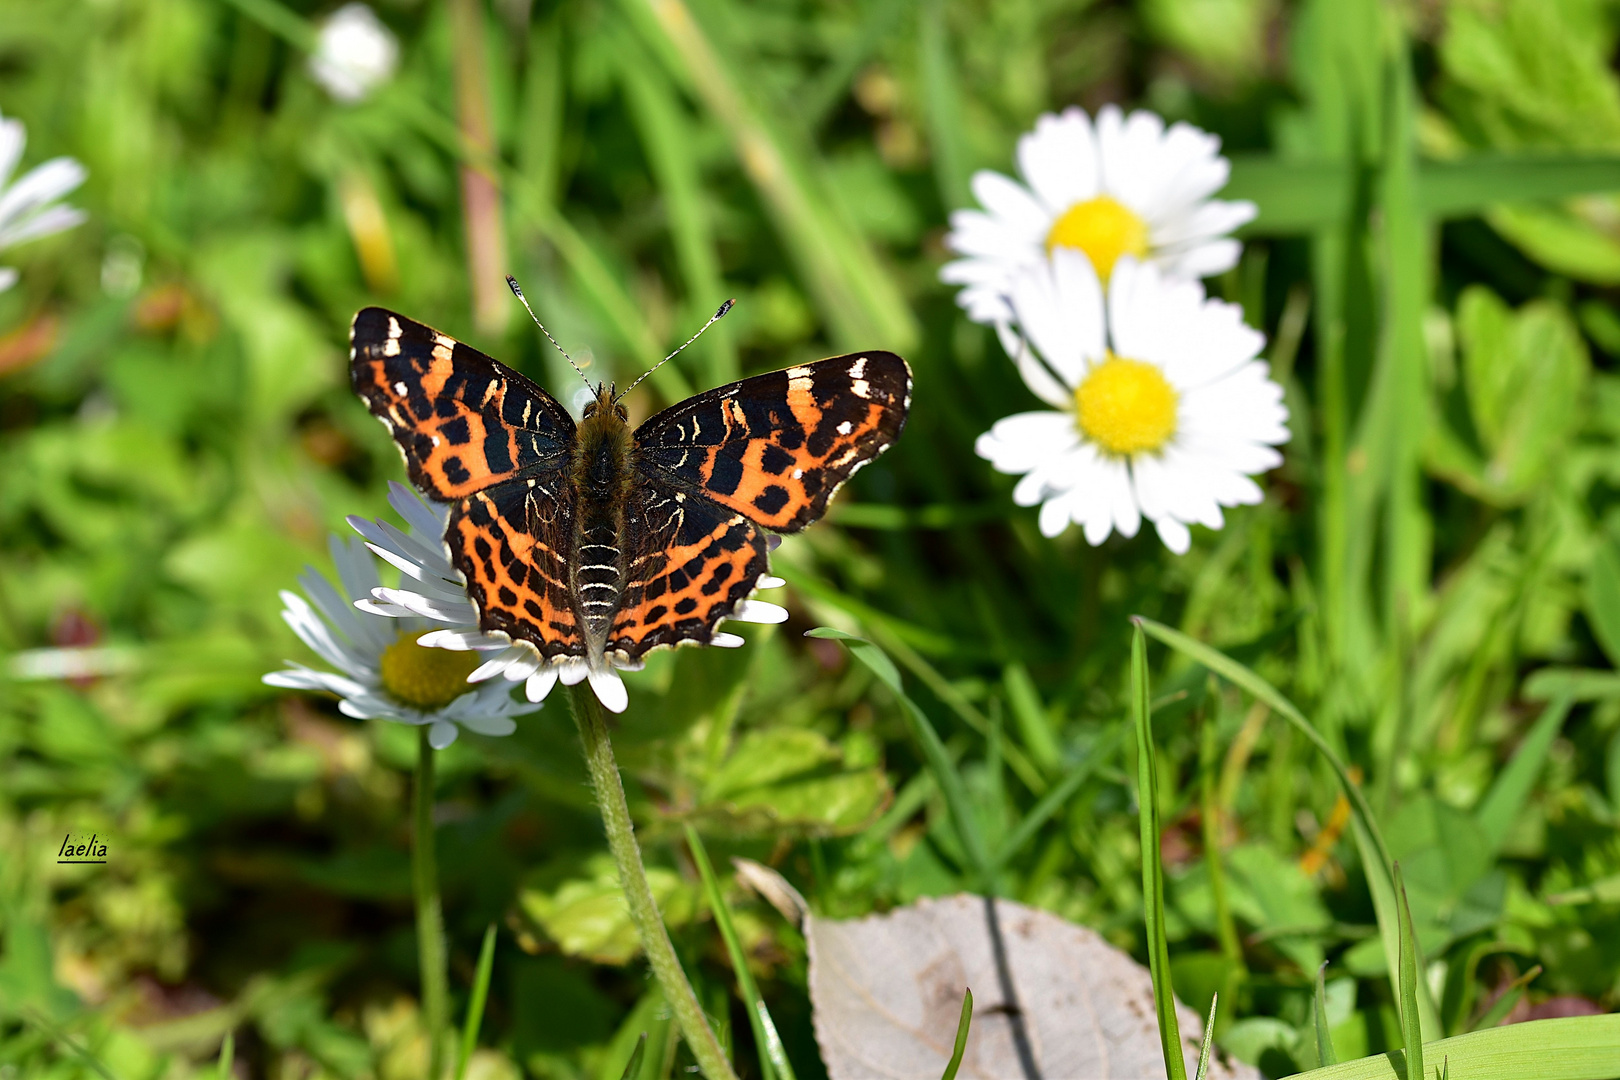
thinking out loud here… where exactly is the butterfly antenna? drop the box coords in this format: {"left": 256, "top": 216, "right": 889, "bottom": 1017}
{"left": 619, "top": 298, "right": 736, "bottom": 399}
{"left": 506, "top": 276, "right": 592, "bottom": 388}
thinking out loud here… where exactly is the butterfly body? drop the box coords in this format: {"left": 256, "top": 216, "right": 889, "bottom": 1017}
{"left": 349, "top": 307, "right": 911, "bottom": 674}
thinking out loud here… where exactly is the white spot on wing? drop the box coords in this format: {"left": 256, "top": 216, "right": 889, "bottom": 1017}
{"left": 836, "top": 420, "right": 853, "bottom": 435}
{"left": 851, "top": 379, "right": 870, "bottom": 399}
{"left": 848, "top": 357, "right": 866, "bottom": 378}
{"left": 393, "top": 381, "right": 408, "bottom": 395}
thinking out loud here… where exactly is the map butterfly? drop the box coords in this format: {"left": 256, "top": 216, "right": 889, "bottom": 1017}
{"left": 349, "top": 306, "right": 911, "bottom": 704}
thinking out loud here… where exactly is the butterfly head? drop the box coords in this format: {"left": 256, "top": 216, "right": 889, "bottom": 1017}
{"left": 582, "top": 382, "right": 629, "bottom": 423}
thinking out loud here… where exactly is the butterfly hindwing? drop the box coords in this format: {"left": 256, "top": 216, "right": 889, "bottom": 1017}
{"left": 350, "top": 307, "right": 575, "bottom": 500}
{"left": 607, "top": 477, "right": 769, "bottom": 660}
{"left": 448, "top": 476, "right": 586, "bottom": 660}
{"left": 633, "top": 352, "right": 911, "bottom": 533}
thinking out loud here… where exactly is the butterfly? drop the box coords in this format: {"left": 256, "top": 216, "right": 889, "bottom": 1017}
{"left": 348, "top": 306, "right": 911, "bottom": 709}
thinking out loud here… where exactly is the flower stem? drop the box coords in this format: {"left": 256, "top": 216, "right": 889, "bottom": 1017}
{"left": 414, "top": 728, "right": 451, "bottom": 1079}
{"left": 566, "top": 684, "right": 739, "bottom": 1080}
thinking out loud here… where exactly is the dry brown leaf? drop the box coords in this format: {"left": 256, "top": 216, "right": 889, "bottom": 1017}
{"left": 808, "top": 893, "right": 1258, "bottom": 1080}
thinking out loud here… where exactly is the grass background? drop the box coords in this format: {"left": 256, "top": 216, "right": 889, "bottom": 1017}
{"left": 2, "top": 0, "right": 1620, "bottom": 1077}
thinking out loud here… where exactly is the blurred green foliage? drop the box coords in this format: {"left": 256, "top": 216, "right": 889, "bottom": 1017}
{"left": 2, "top": 0, "right": 1620, "bottom": 1077}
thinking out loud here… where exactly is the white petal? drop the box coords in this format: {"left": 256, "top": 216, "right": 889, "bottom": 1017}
{"left": 557, "top": 659, "right": 590, "bottom": 686}
{"left": 1095, "top": 456, "right": 1141, "bottom": 538}
{"left": 1008, "top": 252, "right": 1105, "bottom": 389}
{"left": 1155, "top": 516, "right": 1191, "bottom": 554}
{"left": 388, "top": 480, "right": 450, "bottom": 537}
{"left": 999, "top": 322, "right": 1073, "bottom": 409}
{"left": 0, "top": 203, "right": 86, "bottom": 248}
{"left": 469, "top": 645, "right": 529, "bottom": 683}
{"left": 0, "top": 158, "right": 86, "bottom": 238}
{"left": 428, "top": 719, "right": 459, "bottom": 749}
{"left": 526, "top": 667, "right": 560, "bottom": 702}
{"left": 458, "top": 712, "right": 519, "bottom": 737}
{"left": 1017, "top": 107, "right": 1100, "bottom": 214}
{"left": 710, "top": 632, "right": 746, "bottom": 648}
{"left": 415, "top": 628, "right": 511, "bottom": 651}
{"left": 1038, "top": 496, "right": 1072, "bottom": 537}
{"left": 370, "top": 587, "right": 476, "bottom": 624}
{"left": 263, "top": 666, "right": 370, "bottom": 699}
{"left": 974, "top": 411, "right": 1081, "bottom": 475}
{"left": 355, "top": 599, "right": 416, "bottom": 617}
{"left": 967, "top": 170, "right": 1051, "bottom": 240}
{"left": 0, "top": 266, "right": 16, "bottom": 293}
{"left": 732, "top": 600, "right": 788, "bottom": 624}
{"left": 588, "top": 668, "right": 628, "bottom": 714}
{"left": 0, "top": 117, "right": 23, "bottom": 190}
{"left": 756, "top": 576, "right": 787, "bottom": 590}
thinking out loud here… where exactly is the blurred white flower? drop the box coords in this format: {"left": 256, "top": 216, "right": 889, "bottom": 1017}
{"left": 0, "top": 108, "right": 87, "bottom": 293}
{"left": 341, "top": 483, "right": 789, "bottom": 716}
{"left": 264, "top": 485, "right": 538, "bottom": 749}
{"left": 976, "top": 252, "right": 1288, "bottom": 554}
{"left": 309, "top": 3, "right": 399, "bottom": 104}
{"left": 941, "top": 105, "right": 1255, "bottom": 326}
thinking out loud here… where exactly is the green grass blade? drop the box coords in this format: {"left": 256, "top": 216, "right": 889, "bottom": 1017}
{"left": 918, "top": 0, "right": 971, "bottom": 211}
{"left": 217, "top": 1031, "right": 234, "bottom": 1079}
{"left": 1130, "top": 623, "right": 1186, "bottom": 1080}
{"left": 455, "top": 924, "right": 498, "bottom": 1080}
{"left": 807, "top": 628, "right": 993, "bottom": 888}
{"left": 1475, "top": 696, "right": 1573, "bottom": 852}
{"left": 1285, "top": 1015, "right": 1620, "bottom": 1079}
{"left": 217, "top": 0, "right": 317, "bottom": 50}
{"left": 990, "top": 726, "right": 1124, "bottom": 871}
{"left": 1224, "top": 157, "right": 1354, "bottom": 235}
{"left": 613, "top": 30, "right": 737, "bottom": 386}
{"left": 686, "top": 824, "right": 796, "bottom": 1080}
{"left": 1133, "top": 618, "right": 1441, "bottom": 1039}
{"left": 620, "top": 1033, "right": 649, "bottom": 1080}
{"left": 940, "top": 987, "right": 973, "bottom": 1080}
{"left": 21, "top": 1008, "right": 118, "bottom": 1080}
{"left": 1314, "top": 963, "right": 1337, "bottom": 1067}
{"left": 1470, "top": 964, "right": 1542, "bottom": 1033}
{"left": 616, "top": 0, "right": 918, "bottom": 351}
{"left": 1395, "top": 863, "right": 1423, "bottom": 1080}
{"left": 1002, "top": 661, "right": 1062, "bottom": 774}
{"left": 1419, "top": 155, "right": 1620, "bottom": 218}
{"left": 1193, "top": 994, "right": 1218, "bottom": 1080}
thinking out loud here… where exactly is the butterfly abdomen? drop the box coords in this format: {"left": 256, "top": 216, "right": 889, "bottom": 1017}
{"left": 570, "top": 388, "right": 636, "bottom": 650}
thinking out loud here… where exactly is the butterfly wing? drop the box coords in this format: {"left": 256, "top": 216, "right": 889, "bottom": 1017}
{"left": 350, "top": 307, "right": 586, "bottom": 658}
{"left": 350, "top": 307, "right": 575, "bottom": 500}
{"left": 448, "top": 477, "right": 587, "bottom": 660}
{"left": 633, "top": 352, "right": 911, "bottom": 532}
{"left": 606, "top": 476, "right": 769, "bottom": 661}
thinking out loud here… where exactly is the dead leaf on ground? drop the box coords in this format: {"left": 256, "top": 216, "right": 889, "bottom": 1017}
{"left": 807, "top": 893, "right": 1258, "bottom": 1080}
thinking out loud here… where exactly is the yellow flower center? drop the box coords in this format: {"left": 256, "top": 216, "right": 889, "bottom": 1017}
{"left": 1075, "top": 353, "right": 1178, "bottom": 456}
{"left": 378, "top": 632, "right": 480, "bottom": 711}
{"left": 1045, "top": 195, "right": 1150, "bottom": 280}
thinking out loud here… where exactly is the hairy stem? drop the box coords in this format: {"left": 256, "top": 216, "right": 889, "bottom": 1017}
{"left": 414, "top": 729, "right": 450, "bottom": 1079}
{"left": 566, "top": 684, "right": 738, "bottom": 1080}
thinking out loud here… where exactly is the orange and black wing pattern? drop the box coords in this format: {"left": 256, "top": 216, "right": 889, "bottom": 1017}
{"left": 447, "top": 476, "right": 586, "bottom": 660}
{"left": 607, "top": 477, "right": 769, "bottom": 660}
{"left": 632, "top": 352, "right": 911, "bottom": 533}
{"left": 350, "top": 307, "right": 575, "bottom": 500}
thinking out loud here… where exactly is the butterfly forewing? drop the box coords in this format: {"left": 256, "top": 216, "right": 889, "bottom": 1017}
{"left": 633, "top": 352, "right": 911, "bottom": 533}
{"left": 350, "top": 307, "right": 575, "bottom": 500}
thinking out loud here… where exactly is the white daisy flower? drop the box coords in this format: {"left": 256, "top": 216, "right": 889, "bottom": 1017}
{"left": 0, "top": 108, "right": 87, "bottom": 293}
{"left": 976, "top": 252, "right": 1288, "bottom": 554}
{"left": 264, "top": 486, "right": 538, "bottom": 749}
{"left": 341, "top": 482, "right": 789, "bottom": 716}
{"left": 941, "top": 105, "right": 1255, "bottom": 326}
{"left": 308, "top": 3, "right": 399, "bottom": 104}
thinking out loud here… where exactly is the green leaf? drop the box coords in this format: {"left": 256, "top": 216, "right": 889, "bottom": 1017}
{"left": 1131, "top": 623, "right": 1186, "bottom": 1080}
{"left": 1193, "top": 993, "right": 1219, "bottom": 1080}
{"left": 518, "top": 855, "right": 699, "bottom": 965}
{"left": 1286, "top": 1016, "right": 1620, "bottom": 1079}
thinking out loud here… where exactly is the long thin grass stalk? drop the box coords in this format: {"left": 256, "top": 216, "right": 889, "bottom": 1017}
{"left": 413, "top": 729, "right": 451, "bottom": 1080}
{"left": 566, "top": 684, "right": 739, "bottom": 1080}
{"left": 447, "top": 0, "right": 509, "bottom": 336}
